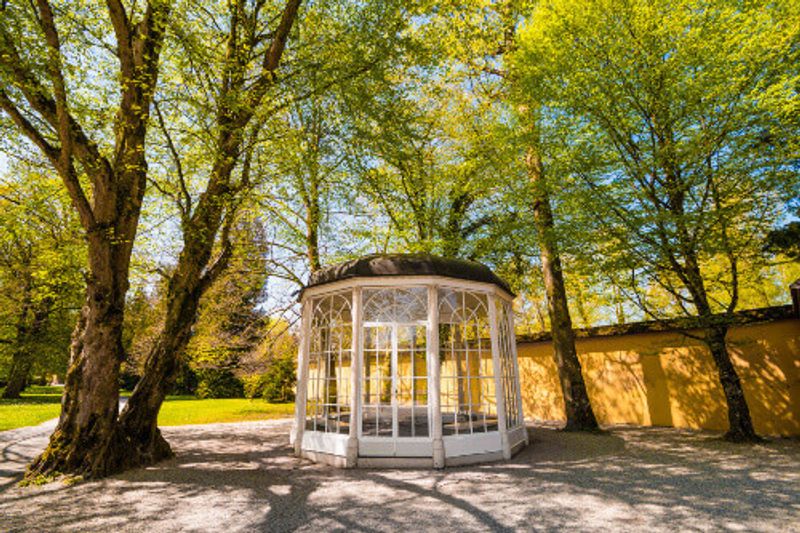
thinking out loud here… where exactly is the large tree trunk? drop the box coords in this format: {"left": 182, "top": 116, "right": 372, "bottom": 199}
{"left": 527, "top": 146, "right": 599, "bottom": 432}
{"left": 706, "top": 326, "right": 758, "bottom": 441}
{"left": 0, "top": 0, "right": 170, "bottom": 482}
{"left": 26, "top": 242, "right": 129, "bottom": 479}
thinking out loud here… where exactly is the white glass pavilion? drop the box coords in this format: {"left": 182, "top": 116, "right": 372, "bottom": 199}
{"left": 290, "top": 254, "right": 527, "bottom": 467}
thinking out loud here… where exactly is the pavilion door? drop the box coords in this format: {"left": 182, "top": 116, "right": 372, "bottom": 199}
{"left": 360, "top": 322, "right": 432, "bottom": 457}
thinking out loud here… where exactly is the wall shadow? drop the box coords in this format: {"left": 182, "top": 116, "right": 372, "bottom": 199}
{"left": 516, "top": 318, "right": 799, "bottom": 436}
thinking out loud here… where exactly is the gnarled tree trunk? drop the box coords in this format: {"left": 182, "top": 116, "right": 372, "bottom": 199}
{"left": 527, "top": 145, "right": 599, "bottom": 432}
{"left": 116, "top": 273, "right": 206, "bottom": 467}
{"left": 0, "top": 0, "right": 171, "bottom": 481}
{"left": 27, "top": 238, "right": 130, "bottom": 478}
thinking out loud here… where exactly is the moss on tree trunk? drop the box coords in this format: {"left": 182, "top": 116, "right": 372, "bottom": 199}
{"left": 25, "top": 276, "right": 126, "bottom": 480}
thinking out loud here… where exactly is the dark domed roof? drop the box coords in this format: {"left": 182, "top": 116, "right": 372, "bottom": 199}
{"left": 303, "top": 253, "right": 513, "bottom": 296}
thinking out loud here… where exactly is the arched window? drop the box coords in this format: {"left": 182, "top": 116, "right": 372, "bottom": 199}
{"left": 361, "top": 287, "right": 429, "bottom": 438}
{"left": 438, "top": 288, "right": 497, "bottom": 435}
{"left": 362, "top": 287, "right": 427, "bottom": 322}
{"left": 497, "top": 299, "right": 523, "bottom": 429}
{"left": 306, "top": 291, "right": 352, "bottom": 434}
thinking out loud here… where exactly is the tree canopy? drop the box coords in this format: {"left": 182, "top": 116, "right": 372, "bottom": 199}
{"left": 1, "top": 0, "right": 798, "bottom": 476}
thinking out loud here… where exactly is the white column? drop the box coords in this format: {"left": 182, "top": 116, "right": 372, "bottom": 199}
{"left": 428, "top": 285, "right": 445, "bottom": 468}
{"left": 293, "top": 297, "right": 313, "bottom": 456}
{"left": 346, "top": 287, "right": 362, "bottom": 467}
{"left": 488, "top": 293, "right": 511, "bottom": 459}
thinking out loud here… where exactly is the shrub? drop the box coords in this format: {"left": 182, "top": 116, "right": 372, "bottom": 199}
{"left": 241, "top": 354, "right": 296, "bottom": 403}
{"left": 119, "top": 368, "right": 140, "bottom": 392}
{"left": 242, "top": 374, "right": 268, "bottom": 400}
{"left": 171, "top": 363, "right": 198, "bottom": 396}
{"left": 194, "top": 368, "right": 244, "bottom": 399}
{"left": 261, "top": 355, "right": 296, "bottom": 402}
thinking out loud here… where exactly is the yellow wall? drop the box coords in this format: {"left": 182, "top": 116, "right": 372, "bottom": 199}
{"left": 517, "top": 319, "right": 800, "bottom": 436}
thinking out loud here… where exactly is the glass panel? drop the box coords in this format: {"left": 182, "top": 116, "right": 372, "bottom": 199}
{"left": 497, "top": 299, "right": 522, "bottom": 429}
{"left": 363, "top": 288, "right": 427, "bottom": 322}
{"left": 362, "top": 325, "right": 393, "bottom": 436}
{"left": 305, "top": 290, "right": 353, "bottom": 434}
{"left": 397, "top": 324, "right": 427, "bottom": 438}
{"left": 377, "top": 405, "right": 393, "bottom": 436}
{"left": 362, "top": 322, "right": 429, "bottom": 439}
{"left": 438, "top": 288, "right": 494, "bottom": 435}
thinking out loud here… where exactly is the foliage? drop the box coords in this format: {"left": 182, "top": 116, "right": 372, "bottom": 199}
{"left": 0, "top": 162, "right": 84, "bottom": 386}
{"left": 765, "top": 207, "right": 800, "bottom": 262}
{"left": 120, "top": 287, "right": 165, "bottom": 391}
{"left": 194, "top": 369, "right": 244, "bottom": 400}
{"left": 183, "top": 216, "right": 270, "bottom": 398}
{"left": 0, "top": 0, "right": 798, "bottom": 456}
{"left": 241, "top": 319, "right": 298, "bottom": 402}
{"left": 510, "top": 0, "right": 800, "bottom": 321}
{"left": 258, "top": 355, "right": 297, "bottom": 403}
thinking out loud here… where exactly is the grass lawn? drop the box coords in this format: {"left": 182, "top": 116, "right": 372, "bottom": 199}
{"left": 157, "top": 396, "right": 295, "bottom": 426}
{"left": 0, "top": 386, "right": 63, "bottom": 431}
{"left": 0, "top": 386, "right": 294, "bottom": 432}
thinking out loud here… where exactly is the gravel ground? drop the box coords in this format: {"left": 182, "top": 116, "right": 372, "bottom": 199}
{"left": 1, "top": 419, "right": 799, "bottom": 532}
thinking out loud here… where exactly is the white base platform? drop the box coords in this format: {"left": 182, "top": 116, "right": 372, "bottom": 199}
{"left": 298, "top": 428, "right": 528, "bottom": 468}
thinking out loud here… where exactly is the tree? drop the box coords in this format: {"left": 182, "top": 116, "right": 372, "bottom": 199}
{"left": 0, "top": 0, "right": 170, "bottom": 479}
{"left": 241, "top": 318, "right": 298, "bottom": 403}
{"left": 523, "top": 123, "right": 600, "bottom": 430}
{"left": 117, "top": 0, "right": 412, "bottom": 465}
{"left": 258, "top": 94, "right": 351, "bottom": 279}
{"left": 185, "top": 216, "right": 270, "bottom": 399}
{"left": 513, "top": 0, "right": 800, "bottom": 440}
{"left": 0, "top": 165, "right": 84, "bottom": 398}
{"left": 418, "top": 0, "right": 600, "bottom": 429}
{"left": 346, "top": 52, "right": 514, "bottom": 260}
{"left": 116, "top": 0, "right": 303, "bottom": 467}
{"left": 766, "top": 207, "right": 800, "bottom": 261}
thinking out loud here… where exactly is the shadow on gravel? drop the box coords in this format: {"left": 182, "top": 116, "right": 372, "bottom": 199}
{"left": 1, "top": 422, "right": 799, "bottom": 531}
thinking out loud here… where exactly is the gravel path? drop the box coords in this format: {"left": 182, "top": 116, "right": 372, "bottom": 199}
{"left": 1, "top": 419, "right": 799, "bottom": 532}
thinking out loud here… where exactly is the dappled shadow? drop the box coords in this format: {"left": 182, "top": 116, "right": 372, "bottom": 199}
{"left": 0, "top": 419, "right": 58, "bottom": 492}
{"left": 2, "top": 421, "right": 799, "bottom": 531}
{"left": 517, "top": 319, "right": 800, "bottom": 437}
{"left": 727, "top": 321, "right": 800, "bottom": 436}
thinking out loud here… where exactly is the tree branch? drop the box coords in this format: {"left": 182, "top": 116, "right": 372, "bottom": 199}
{"left": 0, "top": 89, "right": 95, "bottom": 228}
{"left": 245, "top": 0, "right": 302, "bottom": 109}
{"left": 153, "top": 99, "right": 191, "bottom": 218}
{"left": 198, "top": 209, "right": 236, "bottom": 294}
{"left": 35, "top": 0, "right": 74, "bottom": 183}
{"left": 105, "top": 0, "right": 135, "bottom": 79}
